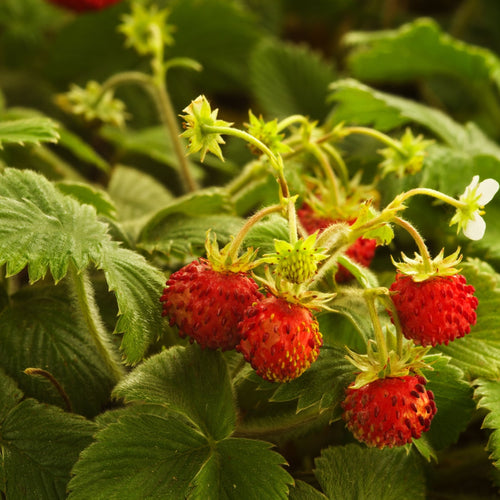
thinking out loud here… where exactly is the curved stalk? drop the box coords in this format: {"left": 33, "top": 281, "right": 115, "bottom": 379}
{"left": 69, "top": 265, "right": 124, "bottom": 383}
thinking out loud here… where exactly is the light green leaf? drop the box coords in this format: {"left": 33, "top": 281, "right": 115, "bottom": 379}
{"left": 422, "top": 354, "right": 475, "bottom": 450}
{"left": 56, "top": 180, "right": 117, "bottom": 219}
{"left": 270, "top": 346, "right": 356, "bottom": 414}
{"left": 242, "top": 214, "right": 290, "bottom": 257}
{"left": 0, "top": 117, "right": 59, "bottom": 147}
{"left": 474, "top": 378, "right": 500, "bottom": 469}
{"left": 250, "top": 39, "right": 336, "bottom": 120}
{"left": 314, "top": 444, "right": 426, "bottom": 500}
{"left": 0, "top": 168, "right": 109, "bottom": 283}
{"left": 1, "top": 397, "right": 96, "bottom": 500}
{"left": 0, "top": 283, "right": 117, "bottom": 417}
{"left": 100, "top": 244, "right": 165, "bottom": 365}
{"left": 329, "top": 78, "right": 500, "bottom": 155}
{"left": 438, "top": 259, "right": 500, "bottom": 379}
{"left": 113, "top": 345, "right": 236, "bottom": 440}
{"left": 344, "top": 18, "right": 500, "bottom": 92}
{"left": 187, "top": 438, "right": 291, "bottom": 500}
{"left": 68, "top": 411, "right": 212, "bottom": 500}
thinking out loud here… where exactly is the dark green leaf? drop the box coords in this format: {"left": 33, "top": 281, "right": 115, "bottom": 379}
{"left": 0, "top": 368, "right": 23, "bottom": 422}
{"left": 68, "top": 411, "right": 211, "bottom": 500}
{"left": 289, "top": 480, "right": 328, "bottom": 500}
{"left": 187, "top": 438, "right": 292, "bottom": 500}
{"left": 0, "top": 283, "right": 116, "bottom": 417}
{"left": 422, "top": 354, "right": 475, "bottom": 450}
{"left": 474, "top": 378, "right": 500, "bottom": 469}
{"left": 1, "top": 398, "right": 96, "bottom": 500}
{"left": 314, "top": 444, "right": 426, "bottom": 500}
{"left": 100, "top": 243, "right": 165, "bottom": 365}
{"left": 270, "top": 346, "right": 356, "bottom": 414}
{"left": 250, "top": 39, "right": 336, "bottom": 120}
{"left": 113, "top": 345, "right": 236, "bottom": 440}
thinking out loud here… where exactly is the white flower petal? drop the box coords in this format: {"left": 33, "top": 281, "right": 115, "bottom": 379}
{"left": 463, "top": 212, "right": 486, "bottom": 240}
{"left": 477, "top": 178, "right": 500, "bottom": 205}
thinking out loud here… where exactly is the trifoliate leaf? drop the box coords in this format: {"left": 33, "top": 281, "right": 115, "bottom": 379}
{"left": 314, "top": 444, "right": 426, "bottom": 500}
{"left": 0, "top": 168, "right": 109, "bottom": 283}
{"left": 0, "top": 117, "right": 59, "bottom": 148}
{"left": 474, "top": 378, "right": 500, "bottom": 469}
{"left": 100, "top": 243, "right": 165, "bottom": 365}
{"left": 0, "top": 283, "right": 117, "bottom": 417}
{"left": 1, "top": 390, "right": 96, "bottom": 500}
{"left": 113, "top": 345, "right": 236, "bottom": 441}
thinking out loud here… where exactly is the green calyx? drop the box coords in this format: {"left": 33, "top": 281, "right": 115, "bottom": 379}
{"left": 205, "top": 231, "right": 258, "bottom": 274}
{"left": 245, "top": 111, "right": 292, "bottom": 156}
{"left": 391, "top": 248, "right": 462, "bottom": 282}
{"left": 266, "top": 233, "right": 328, "bottom": 284}
{"left": 346, "top": 336, "right": 433, "bottom": 389}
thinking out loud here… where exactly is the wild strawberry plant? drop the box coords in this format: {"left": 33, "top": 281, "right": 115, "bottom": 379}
{"left": 1, "top": 0, "right": 500, "bottom": 498}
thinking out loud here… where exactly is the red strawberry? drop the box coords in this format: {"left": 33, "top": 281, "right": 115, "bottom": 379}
{"left": 297, "top": 203, "right": 376, "bottom": 282}
{"left": 389, "top": 273, "right": 478, "bottom": 347}
{"left": 160, "top": 258, "right": 263, "bottom": 351}
{"left": 342, "top": 374, "right": 437, "bottom": 448}
{"left": 236, "top": 295, "right": 322, "bottom": 383}
{"left": 47, "top": 0, "right": 122, "bottom": 12}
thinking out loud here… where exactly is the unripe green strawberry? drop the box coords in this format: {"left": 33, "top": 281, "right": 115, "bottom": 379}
{"left": 160, "top": 258, "right": 263, "bottom": 351}
{"left": 342, "top": 374, "right": 437, "bottom": 449}
{"left": 389, "top": 273, "right": 478, "bottom": 347}
{"left": 47, "top": 0, "right": 122, "bottom": 12}
{"left": 297, "top": 203, "right": 376, "bottom": 283}
{"left": 236, "top": 295, "right": 322, "bottom": 383}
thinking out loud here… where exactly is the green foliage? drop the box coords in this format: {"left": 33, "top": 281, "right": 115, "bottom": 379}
{"left": 0, "top": 117, "right": 59, "bottom": 147}
{"left": 475, "top": 378, "right": 500, "bottom": 469}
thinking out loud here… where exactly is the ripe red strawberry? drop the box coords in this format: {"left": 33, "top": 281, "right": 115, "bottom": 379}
{"left": 236, "top": 295, "right": 322, "bottom": 383}
{"left": 160, "top": 258, "right": 263, "bottom": 351}
{"left": 47, "top": 0, "right": 122, "bottom": 12}
{"left": 297, "top": 203, "right": 376, "bottom": 282}
{"left": 389, "top": 273, "right": 478, "bottom": 347}
{"left": 342, "top": 374, "right": 437, "bottom": 448}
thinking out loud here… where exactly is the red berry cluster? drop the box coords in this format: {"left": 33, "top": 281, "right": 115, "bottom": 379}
{"left": 342, "top": 374, "right": 437, "bottom": 449}
{"left": 47, "top": 0, "right": 122, "bottom": 12}
{"left": 297, "top": 203, "right": 376, "bottom": 283}
{"left": 160, "top": 259, "right": 322, "bottom": 382}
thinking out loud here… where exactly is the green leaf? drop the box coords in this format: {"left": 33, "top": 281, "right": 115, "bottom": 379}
{"left": 422, "top": 354, "right": 475, "bottom": 450}
{"left": 0, "top": 283, "right": 117, "bottom": 417}
{"left": 0, "top": 367, "right": 23, "bottom": 422}
{"left": 0, "top": 117, "right": 59, "bottom": 147}
{"left": 250, "top": 39, "right": 336, "bottom": 120}
{"left": 99, "top": 244, "right": 165, "bottom": 365}
{"left": 113, "top": 345, "right": 236, "bottom": 441}
{"left": 314, "top": 444, "right": 426, "bottom": 500}
{"left": 289, "top": 480, "right": 328, "bottom": 500}
{"left": 329, "top": 78, "right": 500, "bottom": 155}
{"left": 438, "top": 259, "right": 500, "bottom": 379}
{"left": 474, "top": 378, "right": 500, "bottom": 469}
{"left": 344, "top": 18, "right": 500, "bottom": 92}
{"left": 1, "top": 396, "right": 96, "bottom": 500}
{"left": 0, "top": 168, "right": 109, "bottom": 283}
{"left": 187, "top": 438, "right": 291, "bottom": 500}
{"left": 57, "top": 126, "right": 110, "bottom": 173}
{"left": 56, "top": 180, "right": 117, "bottom": 219}
{"left": 270, "top": 346, "right": 355, "bottom": 414}
{"left": 68, "top": 411, "right": 212, "bottom": 500}
{"left": 242, "top": 214, "right": 290, "bottom": 257}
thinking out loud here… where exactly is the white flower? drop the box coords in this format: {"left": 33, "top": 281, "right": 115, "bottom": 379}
{"left": 450, "top": 176, "right": 499, "bottom": 240}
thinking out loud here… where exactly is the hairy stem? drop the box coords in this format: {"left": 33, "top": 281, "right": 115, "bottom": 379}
{"left": 69, "top": 266, "right": 124, "bottom": 382}
{"left": 24, "top": 368, "right": 73, "bottom": 412}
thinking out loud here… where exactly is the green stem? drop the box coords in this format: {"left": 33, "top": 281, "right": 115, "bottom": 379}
{"left": 99, "top": 71, "right": 198, "bottom": 193}
{"left": 227, "top": 204, "right": 283, "bottom": 261}
{"left": 393, "top": 187, "right": 466, "bottom": 209}
{"left": 276, "top": 114, "right": 308, "bottom": 132}
{"left": 380, "top": 295, "right": 404, "bottom": 357}
{"left": 308, "top": 142, "right": 340, "bottom": 206}
{"left": 69, "top": 266, "right": 124, "bottom": 382}
{"left": 343, "top": 126, "right": 407, "bottom": 156}
{"left": 393, "top": 217, "right": 433, "bottom": 274}
{"left": 321, "top": 142, "right": 350, "bottom": 188}
{"left": 365, "top": 291, "right": 389, "bottom": 366}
